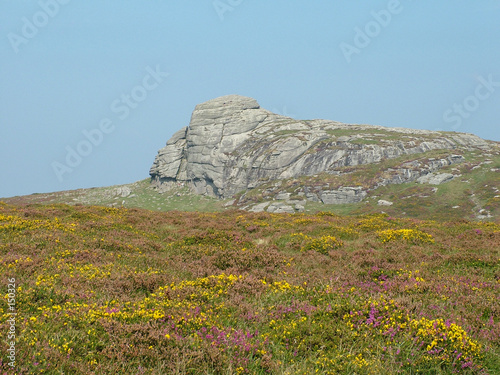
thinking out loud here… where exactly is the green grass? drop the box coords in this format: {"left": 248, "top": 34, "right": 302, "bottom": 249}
{"left": 303, "top": 201, "right": 363, "bottom": 216}
{"left": 2, "top": 179, "right": 228, "bottom": 213}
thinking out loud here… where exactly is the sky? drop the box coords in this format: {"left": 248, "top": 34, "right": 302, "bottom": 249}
{"left": 1, "top": 1, "right": 499, "bottom": 198}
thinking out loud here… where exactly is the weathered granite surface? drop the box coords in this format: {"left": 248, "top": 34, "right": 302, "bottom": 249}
{"left": 150, "top": 95, "right": 495, "bottom": 203}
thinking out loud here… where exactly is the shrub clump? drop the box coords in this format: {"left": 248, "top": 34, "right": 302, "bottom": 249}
{"left": 377, "top": 229, "right": 434, "bottom": 244}
{"left": 292, "top": 233, "right": 343, "bottom": 254}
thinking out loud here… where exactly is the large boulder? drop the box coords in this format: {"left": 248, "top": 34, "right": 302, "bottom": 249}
{"left": 150, "top": 95, "right": 494, "bottom": 200}
{"left": 417, "top": 172, "right": 455, "bottom": 185}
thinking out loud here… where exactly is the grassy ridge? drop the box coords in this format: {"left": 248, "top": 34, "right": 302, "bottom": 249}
{"left": 1, "top": 180, "right": 225, "bottom": 213}
{"left": 0, "top": 202, "right": 499, "bottom": 374}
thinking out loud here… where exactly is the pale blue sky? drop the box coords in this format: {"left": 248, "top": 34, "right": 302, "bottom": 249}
{"left": 1, "top": 1, "right": 499, "bottom": 198}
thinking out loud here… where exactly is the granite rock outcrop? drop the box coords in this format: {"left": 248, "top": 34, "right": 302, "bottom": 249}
{"left": 150, "top": 95, "right": 495, "bottom": 205}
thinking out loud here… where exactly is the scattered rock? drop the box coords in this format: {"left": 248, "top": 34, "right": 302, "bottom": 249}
{"left": 294, "top": 204, "right": 305, "bottom": 212}
{"left": 275, "top": 192, "right": 291, "bottom": 200}
{"left": 477, "top": 213, "right": 492, "bottom": 219}
{"left": 378, "top": 200, "right": 393, "bottom": 206}
{"left": 305, "top": 192, "right": 320, "bottom": 202}
{"left": 319, "top": 187, "right": 366, "bottom": 204}
{"left": 224, "top": 199, "right": 236, "bottom": 207}
{"left": 417, "top": 173, "right": 455, "bottom": 185}
{"left": 249, "top": 202, "right": 271, "bottom": 212}
{"left": 266, "top": 202, "right": 294, "bottom": 213}
{"left": 115, "top": 186, "right": 131, "bottom": 197}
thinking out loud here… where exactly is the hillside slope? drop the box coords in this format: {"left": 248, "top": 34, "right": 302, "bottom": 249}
{"left": 1, "top": 203, "right": 499, "bottom": 373}
{"left": 148, "top": 95, "right": 499, "bottom": 219}
{"left": 2, "top": 95, "right": 499, "bottom": 221}
{"left": 3, "top": 147, "right": 500, "bottom": 223}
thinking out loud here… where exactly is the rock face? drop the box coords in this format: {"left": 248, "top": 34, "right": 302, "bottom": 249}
{"left": 150, "top": 95, "right": 495, "bottom": 202}
{"left": 150, "top": 95, "right": 279, "bottom": 197}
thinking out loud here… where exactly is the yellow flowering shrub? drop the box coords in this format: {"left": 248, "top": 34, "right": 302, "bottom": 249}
{"left": 292, "top": 233, "right": 343, "bottom": 254}
{"left": 377, "top": 229, "right": 434, "bottom": 244}
{"left": 356, "top": 214, "right": 391, "bottom": 231}
{"left": 261, "top": 279, "right": 305, "bottom": 293}
{"left": 410, "top": 317, "right": 482, "bottom": 361}
{"left": 330, "top": 225, "right": 360, "bottom": 240}
{"left": 343, "top": 296, "right": 483, "bottom": 370}
{"left": 0, "top": 214, "right": 76, "bottom": 233}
